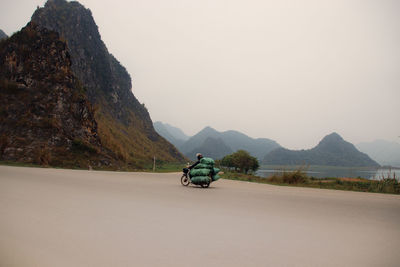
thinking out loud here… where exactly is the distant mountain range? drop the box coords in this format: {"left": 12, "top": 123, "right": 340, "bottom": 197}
{"left": 154, "top": 123, "right": 386, "bottom": 167}
{"left": 153, "top": 122, "right": 189, "bottom": 149}
{"left": 186, "top": 136, "right": 234, "bottom": 161}
{"left": 356, "top": 140, "right": 400, "bottom": 167}
{"left": 263, "top": 133, "right": 380, "bottom": 167}
{"left": 0, "top": 29, "right": 7, "bottom": 40}
{"left": 154, "top": 123, "right": 281, "bottom": 161}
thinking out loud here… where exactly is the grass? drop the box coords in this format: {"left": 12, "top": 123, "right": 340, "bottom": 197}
{"left": 0, "top": 159, "right": 185, "bottom": 173}
{"left": 0, "top": 160, "right": 44, "bottom": 168}
{"left": 260, "top": 164, "right": 379, "bottom": 174}
{"left": 221, "top": 169, "right": 400, "bottom": 195}
{"left": 152, "top": 163, "right": 185, "bottom": 173}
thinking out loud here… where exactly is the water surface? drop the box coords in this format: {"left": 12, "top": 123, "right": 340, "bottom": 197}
{"left": 257, "top": 166, "right": 399, "bottom": 180}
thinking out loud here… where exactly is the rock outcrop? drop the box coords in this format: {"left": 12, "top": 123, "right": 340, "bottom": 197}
{"left": 0, "top": 23, "right": 114, "bottom": 167}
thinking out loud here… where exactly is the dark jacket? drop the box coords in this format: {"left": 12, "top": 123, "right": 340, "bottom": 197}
{"left": 188, "top": 160, "right": 200, "bottom": 170}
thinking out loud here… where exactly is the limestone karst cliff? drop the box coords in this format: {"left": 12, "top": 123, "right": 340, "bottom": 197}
{"left": 0, "top": 0, "right": 185, "bottom": 168}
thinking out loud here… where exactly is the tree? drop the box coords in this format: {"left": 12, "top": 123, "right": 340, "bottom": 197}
{"left": 221, "top": 154, "right": 235, "bottom": 170}
{"left": 221, "top": 150, "right": 259, "bottom": 174}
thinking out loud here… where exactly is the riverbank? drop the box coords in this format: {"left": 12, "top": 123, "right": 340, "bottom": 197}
{"left": 222, "top": 170, "right": 400, "bottom": 194}
{"left": 257, "top": 165, "right": 400, "bottom": 180}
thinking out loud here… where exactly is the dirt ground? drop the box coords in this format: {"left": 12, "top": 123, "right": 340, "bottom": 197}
{"left": 1, "top": 165, "right": 399, "bottom": 267}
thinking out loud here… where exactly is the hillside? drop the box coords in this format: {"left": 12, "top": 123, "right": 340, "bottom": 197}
{"left": 153, "top": 121, "right": 189, "bottom": 149}
{"left": 0, "top": 23, "right": 116, "bottom": 167}
{"left": 263, "top": 133, "right": 380, "bottom": 167}
{"left": 30, "top": 0, "right": 184, "bottom": 167}
{"left": 356, "top": 140, "right": 400, "bottom": 167}
{"left": 179, "top": 126, "right": 280, "bottom": 160}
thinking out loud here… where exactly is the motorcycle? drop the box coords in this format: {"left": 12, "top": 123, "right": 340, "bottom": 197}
{"left": 180, "top": 167, "right": 211, "bottom": 188}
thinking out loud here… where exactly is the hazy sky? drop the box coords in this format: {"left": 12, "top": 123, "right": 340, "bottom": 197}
{"left": 1, "top": 0, "right": 399, "bottom": 149}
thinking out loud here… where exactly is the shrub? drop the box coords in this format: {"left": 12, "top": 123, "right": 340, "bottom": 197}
{"left": 72, "top": 139, "right": 97, "bottom": 154}
{"left": 267, "top": 169, "right": 309, "bottom": 184}
{"left": 0, "top": 79, "right": 19, "bottom": 94}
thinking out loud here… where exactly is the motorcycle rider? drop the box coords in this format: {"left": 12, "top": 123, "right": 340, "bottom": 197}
{"left": 188, "top": 153, "right": 203, "bottom": 170}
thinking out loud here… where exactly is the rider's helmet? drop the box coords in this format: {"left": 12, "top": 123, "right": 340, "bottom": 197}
{"left": 196, "top": 153, "right": 203, "bottom": 160}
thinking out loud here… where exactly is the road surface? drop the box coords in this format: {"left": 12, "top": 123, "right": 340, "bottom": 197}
{"left": 1, "top": 166, "right": 399, "bottom": 266}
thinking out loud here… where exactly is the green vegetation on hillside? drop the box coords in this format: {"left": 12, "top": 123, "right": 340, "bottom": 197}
{"left": 95, "top": 105, "right": 185, "bottom": 169}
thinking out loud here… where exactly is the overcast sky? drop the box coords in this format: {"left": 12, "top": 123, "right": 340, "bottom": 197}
{"left": 1, "top": 0, "right": 399, "bottom": 149}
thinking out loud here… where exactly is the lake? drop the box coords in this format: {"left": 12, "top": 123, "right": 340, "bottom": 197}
{"left": 256, "top": 166, "right": 400, "bottom": 180}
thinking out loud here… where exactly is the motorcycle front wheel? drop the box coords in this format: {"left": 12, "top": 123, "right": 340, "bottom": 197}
{"left": 181, "top": 175, "right": 190, "bottom": 186}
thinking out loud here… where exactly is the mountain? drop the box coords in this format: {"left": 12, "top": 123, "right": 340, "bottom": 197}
{"left": 29, "top": 0, "right": 184, "bottom": 166}
{"left": 180, "top": 126, "right": 280, "bottom": 160}
{"left": 0, "top": 29, "right": 7, "bottom": 40}
{"left": 153, "top": 121, "right": 189, "bottom": 148}
{"left": 187, "top": 137, "right": 233, "bottom": 161}
{"left": 180, "top": 127, "right": 220, "bottom": 157}
{"left": 356, "top": 140, "right": 400, "bottom": 167}
{"left": 0, "top": 23, "right": 115, "bottom": 167}
{"left": 159, "top": 122, "right": 189, "bottom": 141}
{"left": 263, "top": 133, "right": 380, "bottom": 167}
{"left": 220, "top": 130, "right": 280, "bottom": 160}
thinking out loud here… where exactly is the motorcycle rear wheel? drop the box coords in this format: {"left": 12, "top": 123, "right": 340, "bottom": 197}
{"left": 181, "top": 175, "right": 190, "bottom": 186}
{"left": 201, "top": 182, "right": 210, "bottom": 188}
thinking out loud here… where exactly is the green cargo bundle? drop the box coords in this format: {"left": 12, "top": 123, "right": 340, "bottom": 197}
{"left": 212, "top": 174, "right": 220, "bottom": 181}
{"left": 200, "top": 157, "right": 215, "bottom": 166}
{"left": 212, "top": 167, "right": 221, "bottom": 181}
{"left": 191, "top": 176, "right": 211, "bottom": 184}
{"left": 190, "top": 157, "right": 220, "bottom": 185}
{"left": 190, "top": 168, "right": 211, "bottom": 177}
{"left": 193, "top": 163, "right": 211, "bottom": 169}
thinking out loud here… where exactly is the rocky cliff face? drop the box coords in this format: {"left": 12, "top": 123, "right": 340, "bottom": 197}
{"left": 29, "top": 0, "right": 184, "bottom": 166}
{"left": 0, "top": 23, "right": 115, "bottom": 167}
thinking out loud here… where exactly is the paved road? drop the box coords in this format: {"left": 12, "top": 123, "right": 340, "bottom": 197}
{"left": 1, "top": 166, "right": 399, "bottom": 267}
